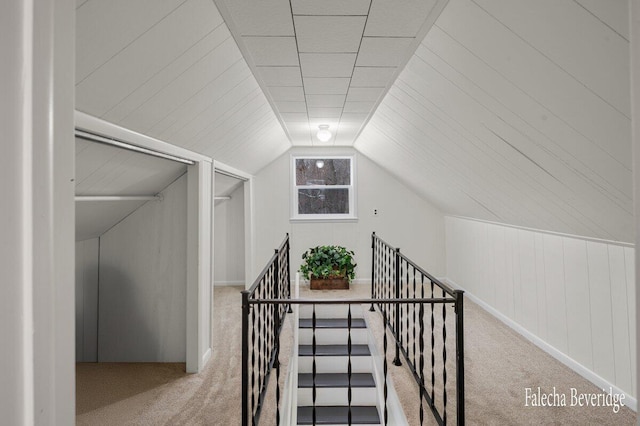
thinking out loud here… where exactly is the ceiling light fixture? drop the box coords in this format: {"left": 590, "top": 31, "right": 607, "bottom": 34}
{"left": 315, "top": 160, "right": 325, "bottom": 168}
{"left": 316, "top": 125, "right": 332, "bottom": 142}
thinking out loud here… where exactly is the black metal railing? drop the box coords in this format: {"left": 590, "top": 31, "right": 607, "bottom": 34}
{"left": 371, "top": 232, "right": 465, "bottom": 426}
{"left": 241, "top": 232, "right": 464, "bottom": 426}
{"left": 242, "top": 234, "right": 291, "bottom": 426}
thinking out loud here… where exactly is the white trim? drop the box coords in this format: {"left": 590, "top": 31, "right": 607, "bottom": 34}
{"left": 443, "top": 277, "right": 637, "bottom": 412}
{"left": 213, "top": 280, "right": 246, "bottom": 287}
{"left": 447, "top": 215, "right": 634, "bottom": 248}
{"left": 201, "top": 348, "right": 212, "bottom": 366}
{"left": 75, "top": 111, "right": 211, "bottom": 163}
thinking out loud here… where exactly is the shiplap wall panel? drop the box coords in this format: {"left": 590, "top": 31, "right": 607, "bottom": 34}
{"left": 533, "top": 232, "right": 548, "bottom": 342}
{"left": 76, "top": 0, "right": 223, "bottom": 117}
{"left": 75, "top": 238, "right": 99, "bottom": 362}
{"left": 624, "top": 247, "right": 637, "bottom": 396}
{"left": 562, "top": 238, "right": 593, "bottom": 370}
{"left": 446, "top": 216, "right": 636, "bottom": 398}
{"left": 575, "top": 0, "right": 629, "bottom": 40}
{"left": 98, "top": 176, "right": 187, "bottom": 362}
{"left": 356, "top": 0, "right": 632, "bottom": 243}
{"left": 474, "top": 0, "right": 629, "bottom": 117}
{"left": 517, "top": 230, "right": 538, "bottom": 334}
{"left": 542, "top": 234, "right": 569, "bottom": 353}
{"left": 76, "top": 0, "right": 185, "bottom": 82}
{"left": 608, "top": 246, "right": 633, "bottom": 393}
{"left": 438, "top": 1, "right": 629, "bottom": 166}
{"left": 422, "top": 25, "right": 632, "bottom": 204}
{"left": 76, "top": 0, "right": 290, "bottom": 176}
{"left": 586, "top": 241, "right": 616, "bottom": 382}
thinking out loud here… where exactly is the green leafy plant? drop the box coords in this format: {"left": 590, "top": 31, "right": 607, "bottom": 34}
{"left": 299, "top": 245, "right": 357, "bottom": 282}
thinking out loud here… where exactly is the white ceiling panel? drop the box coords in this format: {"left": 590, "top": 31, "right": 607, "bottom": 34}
{"left": 306, "top": 95, "right": 346, "bottom": 108}
{"left": 295, "top": 16, "right": 366, "bottom": 53}
{"left": 280, "top": 112, "right": 309, "bottom": 122}
{"left": 215, "top": 0, "right": 447, "bottom": 145}
{"left": 304, "top": 78, "right": 351, "bottom": 94}
{"left": 356, "top": 37, "right": 414, "bottom": 67}
{"left": 275, "top": 101, "right": 307, "bottom": 113}
{"left": 223, "top": 0, "right": 294, "bottom": 36}
{"left": 269, "top": 86, "right": 305, "bottom": 101}
{"left": 350, "top": 67, "right": 396, "bottom": 87}
{"left": 258, "top": 66, "right": 303, "bottom": 86}
{"left": 365, "top": 0, "right": 438, "bottom": 37}
{"left": 340, "top": 113, "right": 368, "bottom": 124}
{"left": 344, "top": 101, "right": 375, "bottom": 113}
{"left": 347, "top": 87, "right": 384, "bottom": 102}
{"left": 308, "top": 107, "right": 343, "bottom": 118}
{"left": 291, "top": 0, "right": 371, "bottom": 16}
{"left": 242, "top": 37, "right": 299, "bottom": 66}
{"left": 300, "top": 53, "right": 357, "bottom": 77}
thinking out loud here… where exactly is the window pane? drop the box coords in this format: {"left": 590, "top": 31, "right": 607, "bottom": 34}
{"left": 298, "top": 188, "right": 349, "bottom": 214}
{"left": 295, "top": 158, "right": 350, "bottom": 186}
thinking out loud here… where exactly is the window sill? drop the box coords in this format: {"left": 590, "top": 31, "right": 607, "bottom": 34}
{"left": 290, "top": 217, "right": 359, "bottom": 224}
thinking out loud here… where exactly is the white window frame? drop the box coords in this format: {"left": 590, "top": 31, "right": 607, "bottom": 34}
{"left": 290, "top": 155, "right": 357, "bottom": 221}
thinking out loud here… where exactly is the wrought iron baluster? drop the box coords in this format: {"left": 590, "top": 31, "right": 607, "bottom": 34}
{"left": 430, "top": 279, "right": 435, "bottom": 407}
{"left": 419, "top": 296, "right": 425, "bottom": 426}
{"left": 348, "top": 304, "right": 353, "bottom": 426}
{"left": 312, "top": 304, "right": 317, "bottom": 426}
{"left": 442, "top": 287, "right": 448, "bottom": 425}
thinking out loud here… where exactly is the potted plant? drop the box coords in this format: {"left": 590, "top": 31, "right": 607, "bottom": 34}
{"left": 299, "top": 245, "right": 357, "bottom": 290}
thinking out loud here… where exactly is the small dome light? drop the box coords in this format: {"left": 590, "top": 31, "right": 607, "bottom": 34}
{"left": 315, "top": 160, "right": 325, "bottom": 168}
{"left": 316, "top": 125, "right": 332, "bottom": 142}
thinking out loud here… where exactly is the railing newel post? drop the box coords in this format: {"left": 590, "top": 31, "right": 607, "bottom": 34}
{"left": 241, "top": 290, "right": 250, "bottom": 426}
{"left": 370, "top": 232, "right": 376, "bottom": 312}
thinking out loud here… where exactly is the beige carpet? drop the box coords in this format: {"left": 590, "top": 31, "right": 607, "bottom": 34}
{"left": 76, "top": 284, "right": 636, "bottom": 425}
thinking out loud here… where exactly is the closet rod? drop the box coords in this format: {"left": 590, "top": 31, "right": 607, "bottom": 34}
{"left": 75, "top": 128, "right": 195, "bottom": 165}
{"left": 75, "top": 195, "right": 162, "bottom": 202}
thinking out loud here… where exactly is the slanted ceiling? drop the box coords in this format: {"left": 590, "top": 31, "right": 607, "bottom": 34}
{"left": 75, "top": 0, "right": 290, "bottom": 174}
{"left": 75, "top": 0, "right": 633, "bottom": 243}
{"left": 356, "top": 0, "right": 632, "bottom": 242}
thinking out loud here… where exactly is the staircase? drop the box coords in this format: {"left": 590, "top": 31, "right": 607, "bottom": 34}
{"left": 294, "top": 304, "right": 382, "bottom": 425}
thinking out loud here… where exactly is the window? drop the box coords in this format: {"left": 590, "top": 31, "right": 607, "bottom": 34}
{"left": 291, "top": 156, "right": 356, "bottom": 220}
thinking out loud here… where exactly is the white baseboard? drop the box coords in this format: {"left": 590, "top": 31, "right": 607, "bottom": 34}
{"left": 443, "top": 277, "right": 637, "bottom": 412}
{"left": 213, "top": 280, "right": 245, "bottom": 287}
{"left": 202, "top": 347, "right": 212, "bottom": 367}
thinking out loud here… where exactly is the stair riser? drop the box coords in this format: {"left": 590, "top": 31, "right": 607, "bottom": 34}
{"left": 298, "top": 357, "right": 373, "bottom": 374}
{"left": 299, "top": 329, "right": 368, "bottom": 345}
{"left": 297, "top": 388, "right": 378, "bottom": 406}
{"left": 299, "top": 304, "right": 365, "bottom": 319}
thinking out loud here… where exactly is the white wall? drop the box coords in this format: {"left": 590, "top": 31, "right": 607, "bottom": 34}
{"left": 75, "top": 239, "right": 99, "bottom": 362}
{"left": 253, "top": 148, "right": 445, "bottom": 283}
{"left": 214, "top": 184, "right": 245, "bottom": 286}
{"left": 98, "top": 175, "right": 187, "bottom": 362}
{"left": 446, "top": 216, "right": 637, "bottom": 407}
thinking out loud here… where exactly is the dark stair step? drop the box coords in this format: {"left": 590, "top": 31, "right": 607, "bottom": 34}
{"left": 297, "top": 405, "right": 380, "bottom": 425}
{"left": 299, "top": 318, "right": 367, "bottom": 329}
{"left": 298, "top": 373, "right": 375, "bottom": 388}
{"left": 299, "top": 344, "right": 370, "bottom": 357}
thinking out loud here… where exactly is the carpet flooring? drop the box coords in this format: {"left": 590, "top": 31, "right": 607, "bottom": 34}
{"left": 76, "top": 284, "right": 636, "bottom": 425}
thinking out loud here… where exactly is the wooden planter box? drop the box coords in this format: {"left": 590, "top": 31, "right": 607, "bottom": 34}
{"left": 310, "top": 277, "right": 349, "bottom": 290}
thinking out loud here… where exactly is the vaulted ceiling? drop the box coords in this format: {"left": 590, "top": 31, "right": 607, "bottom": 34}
{"left": 75, "top": 0, "right": 632, "bottom": 243}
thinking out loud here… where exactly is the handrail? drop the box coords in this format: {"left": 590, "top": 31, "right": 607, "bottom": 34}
{"left": 371, "top": 231, "right": 465, "bottom": 426}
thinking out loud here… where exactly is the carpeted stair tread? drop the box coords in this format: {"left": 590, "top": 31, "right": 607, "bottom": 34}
{"left": 299, "top": 318, "right": 366, "bottom": 329}
{"left": 297, "top": 405, "right": 380, "bottom": 424}
{"left": 299, "top": 344, "right": 370, "bottom": 357}
{"left": 298, "top": 373, "right": 376, "bottom": 388}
